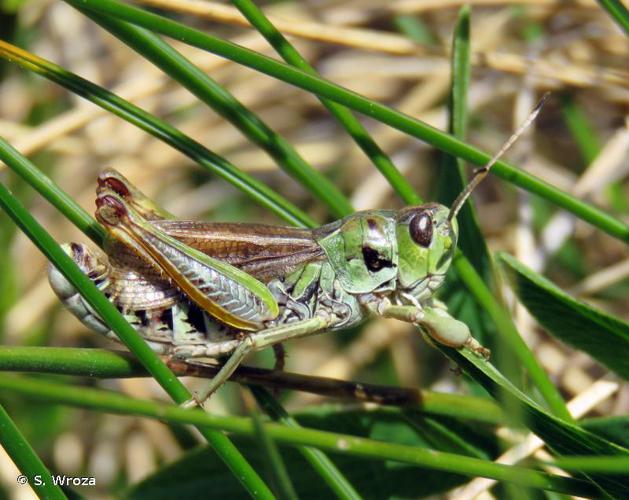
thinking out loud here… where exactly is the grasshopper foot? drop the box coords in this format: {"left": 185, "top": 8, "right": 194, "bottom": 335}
{"left": 273, "top": 343, "right": 286, "bottom": 372}
{"left": 465, "top": 337, "right": 491, "bottom": 359}
{"left": 180, "top": 395, "right": 203, "bottom": 410}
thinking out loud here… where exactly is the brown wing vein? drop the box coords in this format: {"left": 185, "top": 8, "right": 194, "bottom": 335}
{"left": 153, "top": 220, "right": 325, "bottom": 282}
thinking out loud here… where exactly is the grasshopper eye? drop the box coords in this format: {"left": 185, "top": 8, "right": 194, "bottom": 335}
{"left": 409, "top": 211, "right": 433, "bottom": 248}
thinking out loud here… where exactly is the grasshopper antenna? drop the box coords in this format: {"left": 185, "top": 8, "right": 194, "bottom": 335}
{"left": 448, "top": 92, "right": 550, "bottom": 222}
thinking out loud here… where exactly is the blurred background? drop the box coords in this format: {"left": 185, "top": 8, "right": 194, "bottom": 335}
{"left": 0, "top": 0, "right": 627, "bottom": 498}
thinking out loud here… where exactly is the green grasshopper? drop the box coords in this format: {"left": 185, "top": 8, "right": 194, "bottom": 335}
{"left": 48, "top": 96, "right": 546, "bottom": 405}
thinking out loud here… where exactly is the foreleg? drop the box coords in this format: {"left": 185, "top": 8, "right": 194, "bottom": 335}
{"left": 377, "top": 302, "right": 490, "bottom": 358}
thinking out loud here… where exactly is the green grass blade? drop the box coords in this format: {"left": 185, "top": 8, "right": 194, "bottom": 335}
{"left": 559, "top": 93, "right": 601, "bottom": 165}
{"left": 0, "top": 403, "right": 66, "bottom": 499}
{"left": 76, "top": 8, "right": 352, "bottom": 219}
{"left": 596, "top": 0, "right": 629, "bottom": 34}
{"left": 0, "top": 40, "right": 314, "bottom": 228}
{"left": 230, "top": 0, "right": 420, "bottom": 205}
{"left": 0, "top": 345, "right": 506, "bottom": 426}
{"left": 548, "top": 456, "right": 629, "bottom": 474}
{"left": 71, "top": 0, "right": 629, "bottom": 243}
{"left": 437, "top": 6, "right": 490, "bottom": 272}
{"left": 251, "top": 410, "right": 299, "bottom": 500}
{"left": 0, "top": 139, "right": 106, "bottom": 246}
{"left": 454, "top": 255, "right": 573, "bottom": 421}
{"left": 581, "top": 416, "right": 629, "bottom": 447}
{"left": 251, "top": 386, "right": 362, "bottom": 500}
{"left": 498, "top": 252, "right": 629, "bottom": 379}
{"left": 402, "top": 413, "right": 488, "bottom": 459}
{"left": 0, "top": 375, "right": 599, "bottom": 497}
{"left": 0, "top": 179, "right": 274, "bottom": 499}
{"left": 437, "top": 8, "right": 518, "bottom": 397}
{"left": 445, "top": 346, "right": 629, "bottom": 497}
{"left": 394, "top": 15, "right": 436, "bottom": 45}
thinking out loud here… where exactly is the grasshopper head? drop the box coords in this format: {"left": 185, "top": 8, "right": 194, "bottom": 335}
{"left": 395, "top": 204, "right": 458, "bottom": 295}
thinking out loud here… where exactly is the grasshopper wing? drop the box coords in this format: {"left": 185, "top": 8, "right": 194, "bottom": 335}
{"left": 154, "top": 220, "right": 325, "bottom": 283}
{"left": 96, "top": 192, "right": 279, "bottom": 331}
{"left": 96, "top": 169, "right": 325, "bottom": 283}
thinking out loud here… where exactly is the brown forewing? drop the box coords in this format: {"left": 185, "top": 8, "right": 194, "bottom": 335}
{"left": 152, "top": 220, "right": 325, "bottom": 283}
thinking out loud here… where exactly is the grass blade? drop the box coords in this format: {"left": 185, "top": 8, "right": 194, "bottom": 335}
{"left": 0, "top": 403, "right": 66, "bottom": 499}
{"left": 437, "top": 6, "right": 489, "bottom": 273}
{"left": 454, "top": 255, "right": 572, "bottom": 421}
{"left": 0, "top": 375, "right": 599, "bottom": 497}
{"left": 596, "top": 0, "right": 629, "bottom": 34}
{"left": 251, "top": 410, "right": 299, "bottom": 500}
{"left": 0, "top": 345, "right": 506, "bottom": 426}
{"left": 548, "top": 456, "right": 629, "bottom": 474}
{"left": 251, "top": 386, "right": 362, "bottom": 500}
{"left": 230, "top": 0, "right": 420, "bottom": 205}
{"left": 0, "top": 140, "right": 106, "bottom": 245}
{"left": 498, "top": 252, "right": 629, "bottom": 379}
{"left": 559, "top": 93, "right": 601, "bottom": 166}
{"left": 445, "top": 345, "right": 629, "bottom": 497}
{"left": 71, "top": 0, "right": 629, "bottom": 243}
{"left": 0, "top": 173, "right": 274, "bottom": 499}
{"left": 76, "top": 8, "right": 352, "bottom": 219}
{"left": 0, "top": 40, "right": 314, "bottom": 228}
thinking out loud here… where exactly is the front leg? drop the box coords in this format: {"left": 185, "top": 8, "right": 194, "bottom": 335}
{"left": 376, "top": 301, "right": 490, "bottom": 358}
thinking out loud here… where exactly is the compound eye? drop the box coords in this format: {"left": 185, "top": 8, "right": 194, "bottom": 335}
{"left": 409, "top": 211, "right": 433, "bottom": 248}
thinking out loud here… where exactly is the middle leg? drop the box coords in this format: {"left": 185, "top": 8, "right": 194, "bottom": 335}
{"left": 182, "top": 313, "right": 340, "bottom": 408}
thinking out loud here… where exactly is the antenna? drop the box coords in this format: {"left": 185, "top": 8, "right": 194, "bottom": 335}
{"left": 448, "top": 92, "right": 550, "bottom": 222}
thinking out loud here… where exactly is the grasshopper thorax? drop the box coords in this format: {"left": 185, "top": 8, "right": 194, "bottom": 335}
{"left": 395, "top": 203, "right": 457, "bottom": 294}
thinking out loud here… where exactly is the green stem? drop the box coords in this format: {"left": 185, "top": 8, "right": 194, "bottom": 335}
{"left": 0, "top": 375, "right": 597, "bottom": 497}
{"left": 70, "top": 0, "right": 629, "bottom": 243}
{"left": 78, "top": 9, "right": 353, "bottom": 218}
{"left": 0, "top": 182, "right": 273, "bottom": 499}
{"left": 251, "top": 410, "right": 299, "bottom": 500}
{"left": 559, "top": 93, "right": 600, "bottom": 165}
{"left": 230, "top": 0, "right": 420, "bottom": 205}
{"left": 251, "top": 386, "right": 362, "bottom": 500}
{"left": 0, "top": 346, "right": 506, "bottom": 425}
{"left": 0, "top": 404, "right": 66, "bottom": 499}
{"left": 596, "top": 0, "right": 629, "bottom": 34}
{"left": 0, "top": 41, "right": 314, "bottom": 228}
{"left": 454, "top": 255, "right": 573, "bottom": 422}
{"left": 0, "top": 139, "right": 106, "bottom": 246}
{"left": 548, "top": 456, "right": 629, "bottom": 474}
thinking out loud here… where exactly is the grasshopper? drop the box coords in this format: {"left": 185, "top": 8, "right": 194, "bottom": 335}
{"left": 48, "top": 96, "right": 546, "bottom": 405}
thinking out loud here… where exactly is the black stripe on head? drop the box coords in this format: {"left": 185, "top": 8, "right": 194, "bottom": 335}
{"left": 362, "top": 246, "right": 392, "bottom": 272}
